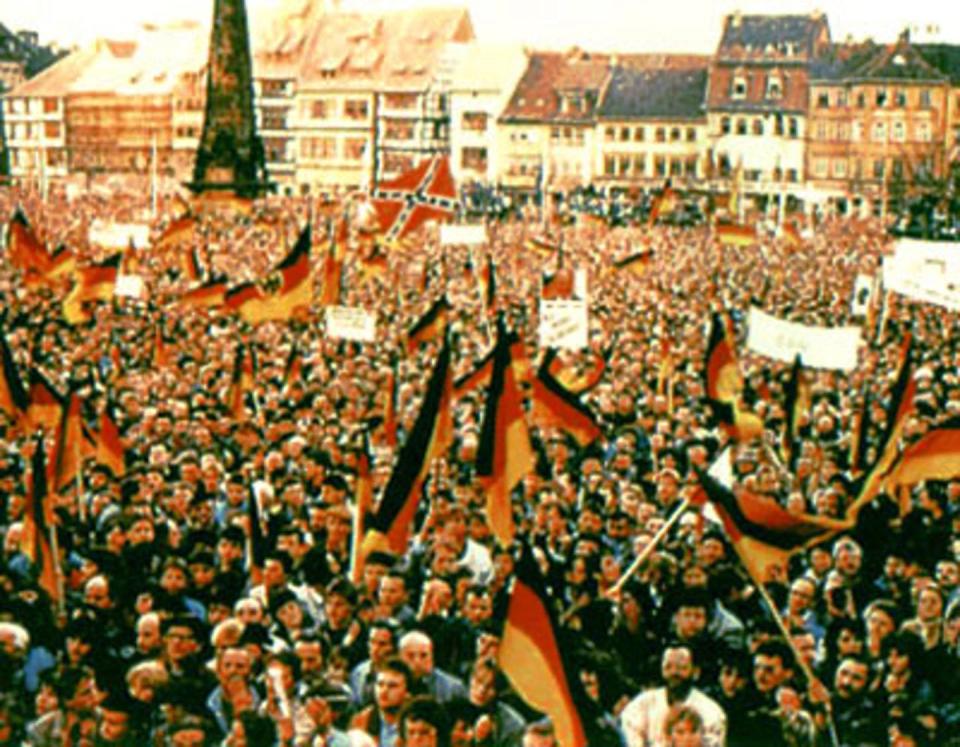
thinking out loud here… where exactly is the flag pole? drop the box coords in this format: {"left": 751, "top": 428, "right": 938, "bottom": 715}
{"left": 606, "top": 497, "right": 690, "bottom": 599}
{"left": 753, "top": 579, "right": 840, "bottom": 747}
{"left": 468, "top": 243, "right": 494, "bottom": 349}
{"left": 74, "top": 439, "right": 85, "bottom": 525}
{"left": 48, "top": 522, "right": 65, "bottom": 618}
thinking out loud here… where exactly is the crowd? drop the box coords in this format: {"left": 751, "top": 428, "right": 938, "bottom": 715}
{"left": 0, "top": 179, "right": 959, "bottom": 747}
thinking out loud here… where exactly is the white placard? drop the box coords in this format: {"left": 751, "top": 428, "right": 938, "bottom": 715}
{"left": 746, "top": 307, "right": 861, "bottom": 371}
{"left": 88, "top": 221, "right": 151, "bottom": 250}
{"left": 883, "top": 254, "right": 960, "bottom": 311}
{"left": 574, "top": 268, "right": 588, "bottom": 300}
{"left": 326, "top": 306, "right": 376, "bottom": 342}
{"left": 539, "top": 300, "right": 588, "bottom": 350}
{"left": 440, "top": 224, "right": 487, "bottom": 246}
{"left": 892, "top": 238, "right": 960, "bottom": 267}
{"left": 114, "top": 274, "right": 145, "bottom": 299}
{"left": 850, "top": 274, "right": 873, "bottom": 318}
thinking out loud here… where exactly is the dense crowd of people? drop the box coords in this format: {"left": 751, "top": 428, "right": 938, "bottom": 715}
{"left": 0, "top": 180, "right": 959, "bottom": 747}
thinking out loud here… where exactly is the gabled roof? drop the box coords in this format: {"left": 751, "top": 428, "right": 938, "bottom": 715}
{"left": 598, "top": 66, "right": 707, "bottom": 120}
{"left": 500, "top": 49, "right": 609, "bottom": 124}
{"left": 717, "top": 13, "right": 829, "bottom": 61}
{"left": 0, "top": 22, "right": 64, "bottom": 77}
{"left": 847, "top": 36, "right": 946, "bottom": 82}
{"left": 6, "top": 41, "right": 109, "bottom": 97}
{"left": 262, "top": 5, "right": 474, "bottom": 89}
{"left": 812, "top": 37, "right": 948, "bottom": 83}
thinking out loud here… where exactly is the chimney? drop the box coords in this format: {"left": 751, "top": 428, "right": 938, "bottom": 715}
{"left": 899, "top": 27, "right": 910, "bottom": 45}
{"left": 730, "top": 11, "right": 742, "bottom": 29}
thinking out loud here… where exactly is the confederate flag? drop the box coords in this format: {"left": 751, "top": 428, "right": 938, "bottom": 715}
{"left": 371, "top": 156, "right": 458, "bottom": 241}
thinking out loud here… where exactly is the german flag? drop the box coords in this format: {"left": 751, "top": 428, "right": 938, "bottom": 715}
{"left": 225, "top": 282, "right": 264, "bottom": 314}
{"left": 613, "top": 249, "right": 654, "bottom": 277}
{"left": 235, "top": 225, "right": 314, "bottom": 324}
{"left": 320, "top": 229, "right": 343, "bottom": 308}
{"left": 96, "top": 402, "right": 125, "bottom": 477}
{"left": 407, "top": 297, "right": 450, "bottom": 353}
{"left": 382, "top": 359, "right": 398, "bottom": 448}
{"left": 499, "top": 544, "right": 588, "bottom": 747}
{"left": 362, "top": 335, "right": 453, "bottom": 556}
{"left": 228, "top": 343, "right": 258, "bottom": 420}
{"left": 349, "top": 435, "right": 375, "bottom": 584}
{"left": 553, "top": 350, "right": 607, "bottom": 395}
{"left": 20, "top": 433, "right": 61, "bottom": 604}
{"left": 716, "top": 222, "right": 756, "bottom": 246}
{"left": 46, "top": 244, "right": 76, "bottom": 280}
{"left": 508, "top": 333, "right": 534, "bottom": 387}
{"left": 696, "top": 470, "right": 847, "bottom": 584}
{"left": 283, "top": 339, "right": 302, "bottom": 385}
{"left": 155, "top": 213, "right": 196, "bottom": 249}
{"left": 180, "top": 245, "right": 203, "bottom": 283}
{"left": 27, "top": 368, "right": 64, "bottom": 432}
{"left": 782, "top": 221, "right": 802, "bottom": 247}
{"left": 530, "top": 349, "right": 602, "bottom": 446}
{"left": 357, "top": 244, "right": 388, "bottom": 285}
{"left": 49, "top": 390, "right": 91, "bottom": 493}
{"left": 0, "top": 323, "right": 28, "bottom": 422}
{"left": 703, "top": 313, "right": 740, "bottom": 404}
{"left": 180, "top": 277, "right": 227, "bottom": 309}
{"left": 648, "top": 186, "right": 679, "bottom": 226}
{"left": 781, "top": 355, "right": 810, "bottom": 469}
{"left": 479, "top": 254, "right": 496, "bottom": 310}
{"left": 6, "top": 208, "right": 50, "bottom": 273}
{"left": 850, "top": 387, "right": 873, "bottom": 474}
{"left": 524, "top": 234, "right": 559, "bottom": 256}
{"left": 888, "top": 418, "right": 960, "bottom": 489}
{"left": 62, "top": 254, "right": 122, "bottom": 325}
{"left": 477, "top": 317, "right": 535, "bottom": 546}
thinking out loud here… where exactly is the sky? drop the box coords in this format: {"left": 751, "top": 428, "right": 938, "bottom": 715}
{"left": 3, "top": 0, "right": 959, "bottom": 53}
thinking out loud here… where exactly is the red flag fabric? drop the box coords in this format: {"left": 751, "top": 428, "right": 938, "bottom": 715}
{"left": 371, "top": 156, "right": 458, "bottom": 241}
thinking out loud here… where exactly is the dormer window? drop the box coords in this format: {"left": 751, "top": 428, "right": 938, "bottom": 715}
{"left": 766, "top": 75, "right": 782, "bottom": 99}
{"left": 731, "top": 75, "right": 747, "bottom": 100}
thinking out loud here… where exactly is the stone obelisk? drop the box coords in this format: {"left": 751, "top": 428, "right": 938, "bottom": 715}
{"left": 188, "top": 0, "right": 271, "bottom": 199}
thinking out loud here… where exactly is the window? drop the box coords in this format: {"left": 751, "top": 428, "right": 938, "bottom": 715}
{"left": 43, "top": 121, "right": 60, "bottom": 139}
{"left": 634, "top": 154, "right": 646, "bottom": 174}
{"left": 462, "top": 112, "right": 488, "bottom": 132}
{"left": 873, "top": 159, "right": 885, "bottom": 179}
{"left": 752, "top": 119, "right": 764, "bottom": 136}
{"left": 604, "top": 155, "right": 616, "bottom": 176}
{"left": 300, "top": 137, "right": 336, "bottom": 160}
{"left": 834, "top": 159, "right": 847, "bottom": 177}
{"left": 916, "top": 121, "right": 931, "bottom": 142}
{"left": 654, "top": 156, "right": 666, "bottom": 176}
{"left": 261, "top": 79, "right": 288, "bottom": 97}
{"left": 384, "top": 93, "right": 417, "bottom": 109}
{"left": 261, "top": 107, "right": 287, "bottom": 130}
{"left": 461, "top": 147, "right": 487, "bottom": 171}
{"left": 384, "top": 120, "right": 415, "bottom": 140}
{"left": 856, "top": 92, "right": 866, "bottom": 108}
{"left": 736, "top": 119, "right": 747, "bottom": 135}
{"left": 892, "top": 121, "right": 905, "bottom": 142}
{"left": 633, "top": 126, "right": 645, "bottom": 141}
{"left": 731, "top": 76, "right": 747, "bottom": 99}
{"left": 344, "top": 138, "right": 366, "bottom": 160}
{"left": 876, "top": 89, "right": 887, "bottom": 107}
{"left": 892, "top": 159, "right": 903, "bottom": 179}
{"left": 655, "top": 127, "right": 665, "bottom": 142}
{"left": 872, "top": 121, "right": 887, "bottom": 142}
{"left": 620, "top": 127, "right": 631, "bottom": 142}
{"left": 837, "top": 90, "right": 847, "bottom": 107}
{"left": 786, "top": 168, "right": 798, "bottom": 183}
{"left": 851, "top": 121, "right": 862, "bottom": 142}
{"left": 686, "top": 127, "right": 696, "bottom": 142}
{"left": 550, "top": 127, "right": 561, "bottom": 142}
{"left": 789, "top": 118, "right": 799, "bottom": 137}
{"left": 919, "top": 89, "right": 931, "bottom": 108}
{"left": 670, "top": 158, "right": 683, "bottom": 176}
{"left": 774, "top": 114, "right": 784, "bottom": 136}
{"left": 814, "top": 158, "right": 828, "bottom": 177}
{"left": 817, "top": 92, "right": 830, "bottom": 108}
{"left": 767, "top": 76, "right": 782, "bottom": 99}
{"left": 670, "top": 128, "right": 681, "bottom": 142}
{"left": 43, "top": 97, "right": 58, "bottom": 113}
{"left": 618, "top": 155, "right": 631, "bottom": 176}
{"left": 263, "top": 137, "right": 289, "bottom": 163}
{"left": 685, "top": 156, "right": 698, "bottom": 176}
{"left": 344, "top": 99, "right": 369, "bottom": 120}
{"left": 815, "top": 122, "right": 827, "bottom": 141}
{"left": 604, "top": 126, "right": 615, "bottom": 140}
{"left": 309, "top": 99, "right": 330, "bottom": 119}
{"left": 837, "top": 123, "right": 849, "bottom": 141}
{"left": 720, "top": 117, "right": 731, "bottom": 135}
{"left": 895, "top": 90, "right": 906, "bottom": 107}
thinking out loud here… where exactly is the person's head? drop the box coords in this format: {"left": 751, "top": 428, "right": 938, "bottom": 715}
{"left": 833, "top": 656, "right": 870, "bottom": 701}
{"left": 84, "top": 574, "right": 113, "bottom": 610}
{"left": 215, "top": 645, "right": 253, "bottom": 688}
{"left": 399, "top": 696, "right": 449, "bottom": 747}
{"left": 375, "top": 657, "right": 412, "bottom": 716}
{"left": 661, "top": 645, "right": 698, "bottom": 700}
{"left": 293, "top": 634, "right": 327, "bottom": 677}
{"left": 468, "top": 657, "right": 502, "bottom": 708}
{"left": 228, "top": 711, "right": 276, "bottom": 747}
{"left": 752, "top": 640, "right": 795, "bottom": 695}
{"left": 302, "top": 680, "right": 350, "bottom": 734}
{"left": 399, "top": 630, "right": 434, "bottom": 680}
{"left": 833, "top": 537, "right": 862, "bottom": 578}
{"left": 136, "top": 612, "right": 162, "bottom": 655}
{"left": 522, "top": 720, "right": 557, "bottom": 747}
{"left": 665, "top": 704, "right": 704, "bottom": 747}
{"left": 915, "top": 584, "right": 944, "bottom": 622}
{"left": 162, "top": 616, "right": 203, "bottom": 665}
{"left": 885, "top": 630, "right": 925, "bottom": 677}
{"left": 865, "top": 600, "right": 899, "bottom": 646}
{"left": 126, "top": 660, "right": 168, "bottom": 704}
{"left": 463, "top": 585, "right": 492, "bottom": 626}
{"left": 787, "top": 578, "right": 817, "bottom": 615}
{"left": 167, "top": 716, "right": 213, "bottom": 747}
{"left": 233, "top": 597, "right": 264, "bottom": 626}
{"left": 672, "top": 589, "right": 711, "bottom": 641}
{"left": 369, "top": 619, "right": 398, "bottom": 665}
{"left": 378, "top": 571, "right": 409, "bottom": 611}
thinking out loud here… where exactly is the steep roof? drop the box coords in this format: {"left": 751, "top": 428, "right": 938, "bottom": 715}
{"left": 717, "top": 13, "right": 829, "bottom": 62}
{"left": 916, "top": 43, "right": 960, "bottom": 84}
{"left": 0, "top": 23, "right": 64, "bottom": 77}
{"left": 598, "top": 66, "right": 707, "bottom": 120}
{"left": 812, "top": 37, "right": 948, "bottom": 83}
{"left": 260, "top": 5, "right": 474, "bottom": 90}
{"left": 500, "top": 49, "right": 610, "bottom": 124}
{"left": 6, "top": 41, "right": 111, "bottom": 97}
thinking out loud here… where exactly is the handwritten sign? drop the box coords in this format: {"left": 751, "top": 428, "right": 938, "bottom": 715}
{"left": 884, "top": 254, "right": 960, "bottom": 312}
{"left": 539, "top": 300, "right": 588, "bottom": 350}
{"left": 88, "top": 221, "right": 151, "bottom": 250}
{"left": 850, "top": 274, "right": 873, "bottom": 318}
{"left": 746, "top": 307, "right": 861, "bottom": 371}
{"left": 114, "top": 275, "right": 146, "bottom": 299}
{"left": 440, "top": 224, "right": 487, "bottom": 246}
{"left": 326, "top": 306, "right": 376, "bottom": 342}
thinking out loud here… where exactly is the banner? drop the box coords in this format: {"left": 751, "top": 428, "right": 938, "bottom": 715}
{"left": 88, "top": 221, "right": 151, "bottom": 250}
{"left": 326, "top": 306, "right": 376, "bottom": 342}
{"left": 883, "top": 252, "right": 960, "bottom": 312}
{"left": 746, "top": 307, "right": 861, "bottom": 371}
{"left": 539, "top": 300, "right": 588, "bottom": 350}
{"left": 892, "top": 238, "right": 960, "bottom": 266}
{"left": 850, "top": 274, "right": 873, "bottom": 318}
{"left": 114, "top": 275, "right": 145, "bottom": 299}
{"left": 440, "top": 224, "right": 487, "bottom": 246}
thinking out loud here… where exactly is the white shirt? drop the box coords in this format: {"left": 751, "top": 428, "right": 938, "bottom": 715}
{"left": 620, "top": 686, "right": 726, "bottom": 747}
